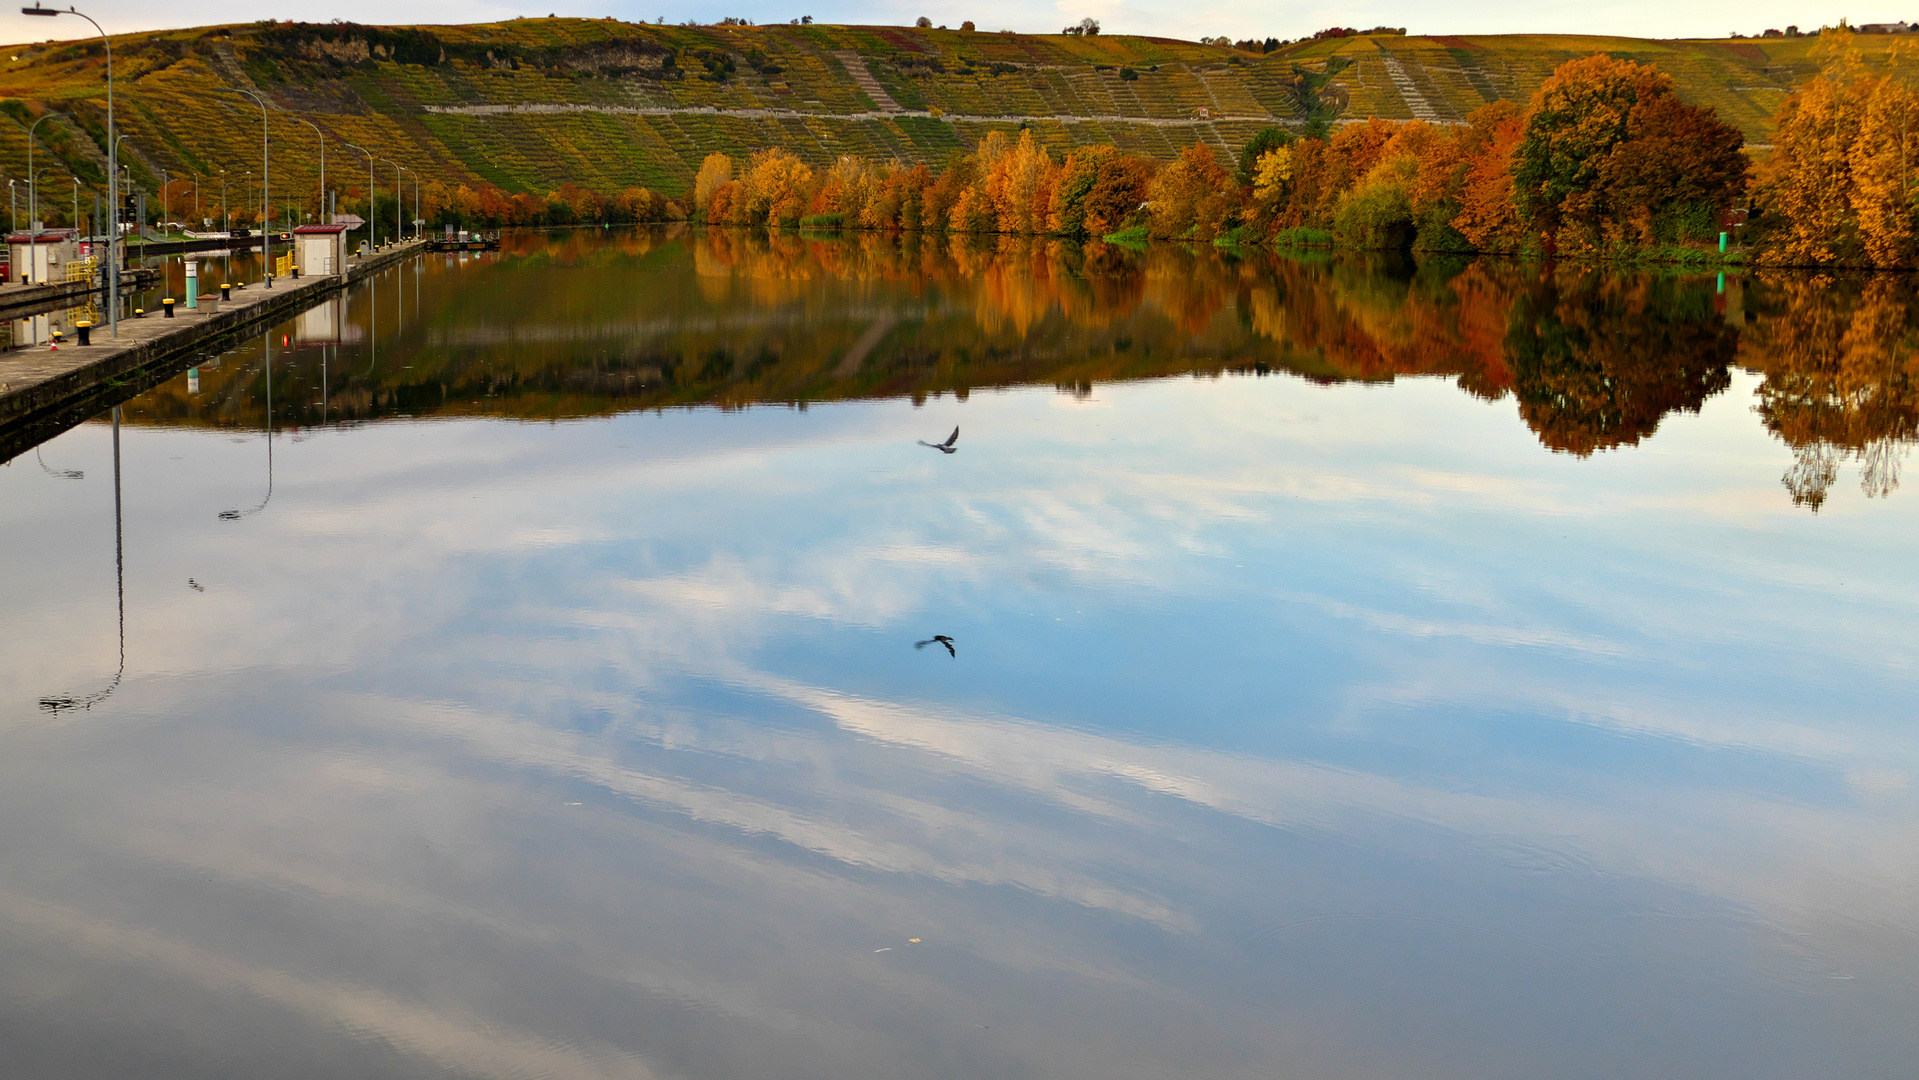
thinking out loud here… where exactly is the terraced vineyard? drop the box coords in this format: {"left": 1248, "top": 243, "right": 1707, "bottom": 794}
{"left": 0, "top": 19, "right": 1874, "bottom": 211}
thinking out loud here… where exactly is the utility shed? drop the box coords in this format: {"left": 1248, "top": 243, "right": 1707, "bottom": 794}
{"left": 292, "top": 223, "right": 352, "bottom": 278}
{"left": 6, "top": 228, "right": 79, "bottom": 284}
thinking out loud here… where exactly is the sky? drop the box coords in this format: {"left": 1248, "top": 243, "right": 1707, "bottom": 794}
{"left": 0, "top": 0, "right": 1887, "bottom": 49}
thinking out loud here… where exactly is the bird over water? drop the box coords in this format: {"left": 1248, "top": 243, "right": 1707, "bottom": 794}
{"left": 918, "top": 426, "right": 959, "bottom": 454}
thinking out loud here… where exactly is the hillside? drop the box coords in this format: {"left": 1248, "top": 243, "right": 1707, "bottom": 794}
{"left": 0, "top": 19, "right": 1864, "bottom": 209}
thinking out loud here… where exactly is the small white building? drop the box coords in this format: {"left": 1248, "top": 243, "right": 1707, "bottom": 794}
{"left": 292, "top": 222, "right": 353, "bottom": 279}
{"left": 6, "top": 228, "right": 79, "bottom": 285}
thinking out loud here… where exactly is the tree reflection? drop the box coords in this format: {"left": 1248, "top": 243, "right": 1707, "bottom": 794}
{"left": 1504, "top": 272, "right": 1735, "bottom": 455}
{"left": 86, "top": 228, "right": 1919, "bottom": 511}
{"left": 1741, "top": 275, "right": 1919, "bottom": 510}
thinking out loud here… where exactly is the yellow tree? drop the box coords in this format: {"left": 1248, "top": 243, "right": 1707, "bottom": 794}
{"left": 986, "top": 130, "right": 1054, "bottom": 234}
{"left": 694, "top": 153, "right": 734, "bottom": 217}
{"left": 740, "top": 148, "right": 816, "bottom": 226}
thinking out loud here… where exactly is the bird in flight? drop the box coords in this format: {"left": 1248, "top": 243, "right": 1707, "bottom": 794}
{"left": 915, "top": 635, "right": 956, "bottom": 657}
{"left": 918, "top": 426, "right": 959, "bottom": 454}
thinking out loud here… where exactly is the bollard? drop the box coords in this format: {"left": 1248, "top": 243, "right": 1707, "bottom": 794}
{"left": 163, "top": 298, "right": 176, "bottom": 318}
{"left": 75, "top": 320, "right": 91, "bottom": 346}
{"left": 1719, "top": 231, "right": 1728, "bottom": 254}
{"left": 220, "top": 283, "right": 232, "bottom": 300}
{"left": 50, "top": 329, "right": 63, "bottom": 345}
{"left": 291, "top": 264, "right": 300, "bottom": 279}
{"left": 133, "top": 307, "right": 145, "bottom": 318}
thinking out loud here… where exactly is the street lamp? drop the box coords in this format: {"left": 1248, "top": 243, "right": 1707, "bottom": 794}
{"left": 110, "top": 132, "right": 131, "bottom": 241}
{"left": 378, "top": 157, "right": 400, "bottom": 243}
{"left": 23, "top": 4, "right": 117, "bottom": 336}
{"left": 24, "top": 110, "right": 69, "bottom": 230}
{"left": 400, "top": 164, "right": 420, "bottom": 239}
{"left": 286, "top": 115, "right": 324, "bottom": 222}
{"left": 218, "top": 86, "right": 270, "bottom": 287}
{"left": 341, "top": 141, "right": 373, "bottom": 246}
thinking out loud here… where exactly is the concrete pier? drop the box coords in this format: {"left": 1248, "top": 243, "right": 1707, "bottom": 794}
{"left": 0, "top": 239, "right": 429, "bottom": 457}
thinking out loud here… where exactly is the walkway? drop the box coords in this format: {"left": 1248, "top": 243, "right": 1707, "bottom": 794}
{"left": 0, "top": 240, "right": 428, "bottom": 453}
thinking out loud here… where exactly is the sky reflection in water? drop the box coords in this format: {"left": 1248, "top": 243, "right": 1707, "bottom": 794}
{"left": 1, "top": 231, "right": 1915, "bottom": 1080}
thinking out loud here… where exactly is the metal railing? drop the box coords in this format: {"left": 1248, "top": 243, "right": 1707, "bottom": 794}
{"left": 64, "top": 256, "right": 97, "bottom": 283}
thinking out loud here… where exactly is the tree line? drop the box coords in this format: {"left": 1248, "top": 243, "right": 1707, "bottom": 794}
{"left": 678, "top": 51, "right": 1755, "bottom": 261}
{"left": 396, "top": 34, "right": 1919, "bottom": 268}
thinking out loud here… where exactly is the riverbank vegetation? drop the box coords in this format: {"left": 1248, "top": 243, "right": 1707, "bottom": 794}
{"left": 17, "top": 20, "right": 1901, "bottom": 269}
{"left": 675, "top": 47, "right": 1755, "bottom": 264}
{"left": 540, "top": 36, "right": 1900, "bottom": 268}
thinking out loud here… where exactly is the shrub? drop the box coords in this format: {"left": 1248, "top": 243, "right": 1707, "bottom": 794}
{"left": 1270, "top": 226, "right": 1333, "bottom": 247}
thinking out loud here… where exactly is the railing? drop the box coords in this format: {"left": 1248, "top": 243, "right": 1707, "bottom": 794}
{"left": 274, "top": 252, "right": 294, "bottom": 278}
{"left": 64, "top": 257, "right": 97, "bottom": 283}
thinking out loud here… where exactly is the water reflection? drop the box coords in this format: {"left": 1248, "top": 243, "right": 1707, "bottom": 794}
{"left": 1, "top": 232, "right": 1916, "bottom": 1079}
{"left": 34, "top": 407, "right": 122, "bottom": 714}
{"left": 64, "top": 229, "right": 1916, "bottom": 511}
{"left": 217, "top": 337, "right": 273, "bottom": 522}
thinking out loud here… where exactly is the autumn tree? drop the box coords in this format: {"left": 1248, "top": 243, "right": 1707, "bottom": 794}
{"left": 693, "top": 153, "right": 733, "bottom": 218}
{"left": 1237, "top": 127, "right": 1296, "bottom": 187}
{"left": 1763, "top": 35, "right": 1919, "bottom": 267}
{"left": 1450, "top": 101, "right": 1528, "bottom": 252}
{"left": 1147, "top": 144, "right": 1238, "bottom": 239}
{"left": 737, "top": 148, "right": 815, "bottom": 226}
{"left": 1513, "top": 55, "right": 1746, "bottom": 251}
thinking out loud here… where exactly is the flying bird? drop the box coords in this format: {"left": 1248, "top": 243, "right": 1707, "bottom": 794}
{"left": 915, "top": 635, "right": 956, "bottom": 658}
{"left": 188, "top": 579, "right": 205, "bottom": 593}
{"left": 918, "top": 426, "right": 959, "bottom": 454}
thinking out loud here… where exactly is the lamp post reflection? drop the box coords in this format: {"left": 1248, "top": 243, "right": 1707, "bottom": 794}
{"left": 38, "top": 407, "right": 123, "bottom": 713}
{"left": 219, "top": 335, "right": 273, "bottom": 521}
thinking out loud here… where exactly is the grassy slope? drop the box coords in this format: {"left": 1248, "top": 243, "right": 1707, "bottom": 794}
{"left": 0, "top": 21, "right": 1865, "bottom": 204}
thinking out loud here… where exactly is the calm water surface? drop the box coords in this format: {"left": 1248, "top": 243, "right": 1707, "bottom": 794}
{"left": 2, "top": 229, "right": 1915, "bottom": 1079}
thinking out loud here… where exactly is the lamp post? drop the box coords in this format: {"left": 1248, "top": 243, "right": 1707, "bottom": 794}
{"left": 342, "top": 141, "right": 373, "bottom": 246}
{"left": 219, "top": 87, "right": 269, "bottom": 287}
{"left": 23, "top": 4, "right": 115, "bottom": 335}
{"left": 111, "top": 132, "right": 131, "bottom": 241}
{"left": 7, "top": 178, "right": 14, "bottom": 233}
{"left": 286, "top": 115, "right": 324, "bottom": 222}
{"left": 402, "top": 165, "right": 420, "bottom": 239}
{"left": 24, "top": 110, "right": 68, "bottom": 229}
{"left": 379, "top": 157, "right": 400, "bottom": 243}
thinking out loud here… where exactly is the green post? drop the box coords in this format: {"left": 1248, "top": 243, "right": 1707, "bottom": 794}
{"left": 1719, "top": 231, "right": 1728, "bottom": 253}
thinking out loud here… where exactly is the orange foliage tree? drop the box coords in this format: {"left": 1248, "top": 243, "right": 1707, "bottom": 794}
{"left": 1512, "top": 55, "right": 1746, "bottom": 253}
{"left": 1763, "top": 35, "right": 1919, "bottom": 267}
